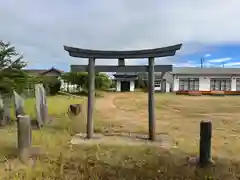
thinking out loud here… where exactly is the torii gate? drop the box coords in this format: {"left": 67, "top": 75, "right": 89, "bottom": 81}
{"left": 64, "top": 44, "right": 182, "bottom": 141}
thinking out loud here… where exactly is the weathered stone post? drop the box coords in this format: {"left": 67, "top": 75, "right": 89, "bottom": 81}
{"left": 35, "top": 84, "right": 43, "bottom": 127}
{"left": 40, "top": 85, "right": 48, "bottom": 124}
{"left": 199, "top": 120, "right": 212, "bottom": 167}
{"left": 17, "top": 115, "right": 32, "bottom": 161}
{"left": 0, "top": 95, "right": 12, "bottom": 126}
{"left": 148, "top": 57, "right": 156, "bottom": 141}
{"left": 3, "top": 97, "right": 11, "bottom": 124}
{"left": 87, "top": 57, "right": 95, "bottom": 139}
{"left": 0, "top": 96, "right": 5, "bottom": 126}
{"left": 13, "top": 91, "right": 25, "bottom": 118}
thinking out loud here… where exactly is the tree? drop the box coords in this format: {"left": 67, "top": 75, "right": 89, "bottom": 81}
{"left": 0, "top": 41, "right": 27, "bottom": 69}
{"left": 0, "top": 41, "right": 28, "bottom": 95}
{"left": 135, "top": 72, "right": 147, "bottom": 89}
{"left": 42, "top": 76, "right": 61, "bottom": 96}
{"left": 61, "top": 72, "right": 112, "bottom": 91}
{"left": 95, "top": 73, "right": 112, "bottom": 90}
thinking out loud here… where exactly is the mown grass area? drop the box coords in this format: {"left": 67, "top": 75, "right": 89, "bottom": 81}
{"left": 0, "top": 93, "right": 240, "bottom": 179}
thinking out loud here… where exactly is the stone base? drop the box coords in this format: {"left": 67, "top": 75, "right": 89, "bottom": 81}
{"left": 187, "top": 156, "right": 215, "bottom": 167}
{"left": 71, "top": 132, "right": 178, "bottom": 149}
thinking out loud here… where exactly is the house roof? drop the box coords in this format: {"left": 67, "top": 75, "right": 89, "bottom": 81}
{"left": 141, "top": 72, "right": 173, "bottom": 82}
{"left": 23, "top": 67, "right": 64, "bottom": 75}
{"left": 172, "top": 67, "right": 240, "bottom": 75}
{"left": 114, "top": 72, "right": 171, "bottom": 79}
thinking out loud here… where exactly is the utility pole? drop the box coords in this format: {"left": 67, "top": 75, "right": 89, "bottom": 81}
{"left": 201, "top": 57, "right": 204, "bottom": 68}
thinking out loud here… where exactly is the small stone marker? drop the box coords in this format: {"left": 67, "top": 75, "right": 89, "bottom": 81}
{"left": 0, "top": 95, "right": 11, "bottom": 126}
{"left": 17, "top": 115, "right": 32, "bottom": 162}
{"left": 40, "top": 84, "right": 49, "bottom": 123}
{"left": 3, "top": 97, "right": 11, "bottom": 124}
{"left": 0, "top": 96, "right": 5, "bottom": 126}
{"left": 69, "top": 104, "right": 82, "bottom": 116}
{"left": 199, "top": 120, "right": 213, "bottom": 167}
{"left": 13, "top": 91, "right": 25, "bottom": 118}
{"left": 35, "top": 84, "right": 44, "bottom": 127}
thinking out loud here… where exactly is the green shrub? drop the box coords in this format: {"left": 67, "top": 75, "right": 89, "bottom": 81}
{"left": 42, "top": 78, "right": 61, "bottom": 96}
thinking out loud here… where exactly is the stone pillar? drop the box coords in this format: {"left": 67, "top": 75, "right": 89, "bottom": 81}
{"left": 199, "top": 120, "right": 212, "bottom": 167}
{"left": 87, "top": 58, "right": 95, "bottom": 139}
{"left": 17, "top": 115, "right": 32, "bottom": 162}
{"left": 148, "top": 57, "right": 156, "bottom": 141}
{"left": 13, "top": 91, "right": 25, "bottom": 118}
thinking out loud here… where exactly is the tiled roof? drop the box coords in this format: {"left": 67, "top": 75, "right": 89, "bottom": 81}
{"left": 172, "top": 67, "right": 240, "bottom": 75}
{"left": 23, "top": 67, "right": 64, "bottom": 75}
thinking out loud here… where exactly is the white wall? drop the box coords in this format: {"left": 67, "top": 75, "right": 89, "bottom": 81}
{"left": 173, "top": 75, "right": 179, "bottom": 91}
{"left": 199, "top": 76, "right": 210, "bottom": 91}
{"left": 116, "top": 80, "right": 121, "bottom": 92}
{"left": 173, "top": 75, "right": 239, "bottom": 91}
{"left": 166, "top": 82, "right": 170, "bottom": 92}
{"left": 154, "top": 85, "right": 161, "bottom": 91}
{"left": 231, "top": 77, "right": 236, "bottom": 91}
{"left": 130, "top": 80, "right": 135, "bottom": 92}
{"left": 174, "top": 75, "right": 212, "bottom": 91}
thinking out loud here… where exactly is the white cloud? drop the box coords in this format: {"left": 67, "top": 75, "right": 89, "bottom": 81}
{"left": 0, "top": 0, "right": 240, "bottom": 69}
{"left": 207, "top": 57, "right": 232, "bottom": 63}
{"left": 173, "top": 60, "right": 200, "bottom": 67}
{"left": 223, "top": 62, "right": 240, "bottom": 67}
{"left": 204, "top": 53, "right": 211, "bottom": 57}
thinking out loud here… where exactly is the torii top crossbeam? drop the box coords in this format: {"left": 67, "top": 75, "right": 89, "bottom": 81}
{"left": 63, "top": 44, "right": 182, "bottom": 59}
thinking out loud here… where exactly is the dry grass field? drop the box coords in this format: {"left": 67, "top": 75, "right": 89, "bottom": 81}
{"left": 0, "top": 92, "right": 240, "bottom": 179}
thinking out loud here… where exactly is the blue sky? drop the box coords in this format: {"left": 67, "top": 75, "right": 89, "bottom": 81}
{"left": 1, "top": 0, "right": 240, "bottom": 72}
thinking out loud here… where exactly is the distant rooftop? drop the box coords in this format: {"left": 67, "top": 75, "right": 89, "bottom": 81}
{"left": 23, "top": 67, "right": 64, "bottom": 75}
{"left": 172, "top": 67, "right": 240, "bottom": 75}
{"left": 114, "top": 67, "right": 240, "bottom": 76}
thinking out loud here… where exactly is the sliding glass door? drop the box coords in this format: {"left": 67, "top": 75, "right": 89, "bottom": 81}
{"left": 179, "top": 78, "right": 199, "bottom": 91}
{"left": 210, "top": 78, "right": 231, "bottom": 91}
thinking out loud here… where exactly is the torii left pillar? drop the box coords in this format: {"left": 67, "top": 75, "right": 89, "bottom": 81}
{"left": 87, "top": 58, "right": 95, "bottom": 139}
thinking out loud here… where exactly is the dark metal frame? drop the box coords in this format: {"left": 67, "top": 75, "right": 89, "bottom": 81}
{"left": 64, "top": 44, "right": 182, "bottom": 141}
{"left": 179, "top": 78, "right": 199, "bottom": 91}
{"left": 210, "top": 78, "right": 231, "bottom": 91}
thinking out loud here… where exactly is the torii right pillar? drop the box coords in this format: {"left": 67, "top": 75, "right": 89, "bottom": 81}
{"left": 148, "top": 57, "right": 156, "bottom": 141}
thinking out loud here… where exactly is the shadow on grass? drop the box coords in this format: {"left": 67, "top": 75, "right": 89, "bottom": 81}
{"left": 8, "top": 144, "right": 240, "bottom": 180}
{"left": 2, "top": 123, "right": 240, "bottom": 179}
{"left": 0, "top": 145, "right": 18, "bottom": 162}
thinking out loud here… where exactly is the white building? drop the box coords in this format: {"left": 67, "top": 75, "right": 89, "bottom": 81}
{"left": 113, "top": 73, "right": 137, "bottom": 92}
{"left": 172, "top": 67, "right": 240, "bottom": 92}
{"left": 114, "top": 67, "right": 240, "bottom": 92}
{"left": 113, "top": 72, "right": 172, "bottom": 92}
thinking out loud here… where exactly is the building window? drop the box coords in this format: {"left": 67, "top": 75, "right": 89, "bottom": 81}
{"left": 210, "top": 78, "right": 231, "bottom": 91}
{"left": 154, "top": 80, "right": 165, "bottom": 87}
{"left": 236, "top": 79, "right": 240, "bottom": 91}
{"left": 179, "top": 78, "right": 199, "bottom": 91}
